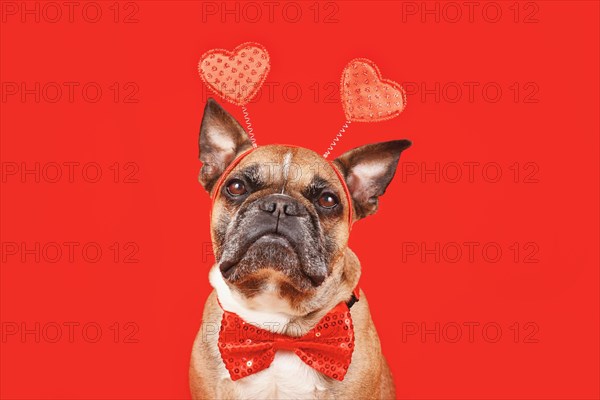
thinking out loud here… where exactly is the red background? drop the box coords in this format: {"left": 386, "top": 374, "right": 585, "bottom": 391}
{"left": 1, "top": 1, "right": 599, "bottom": 399}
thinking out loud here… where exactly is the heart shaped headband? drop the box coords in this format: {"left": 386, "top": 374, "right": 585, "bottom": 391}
{"left": 198, "top": 43, "right": 407, "bottom": 157}
{"left": 198, "top": 42, "right": 270, "bottom": 148}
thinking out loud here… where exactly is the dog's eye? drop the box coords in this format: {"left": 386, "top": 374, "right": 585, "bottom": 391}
{"left": 317, "top": 192, "right": 339, "bottom": 208}
{"left": 226, "top": 179, "right": 247, "bottom": 196}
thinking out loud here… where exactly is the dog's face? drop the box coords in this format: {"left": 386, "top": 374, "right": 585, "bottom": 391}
{"left": 198, "top": 99, "right": 410, "bottom": 315}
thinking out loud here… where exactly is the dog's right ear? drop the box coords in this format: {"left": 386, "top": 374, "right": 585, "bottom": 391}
{"left": 198, "top": 98, "right": 253, "bottom": 192}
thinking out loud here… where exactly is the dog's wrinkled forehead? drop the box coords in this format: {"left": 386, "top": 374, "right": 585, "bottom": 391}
{"left": 216, "top": 145, "right": 348, "bottom": 202}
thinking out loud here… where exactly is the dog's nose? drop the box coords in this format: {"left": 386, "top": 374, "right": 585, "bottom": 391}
{"left": 258, "top": 194, "right": 306, "bottom": 217}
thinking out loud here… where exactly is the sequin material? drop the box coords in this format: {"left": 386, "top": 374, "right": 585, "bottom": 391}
{"left": 218, "top": 302, "right": 355, "bottom": 381}
{"left": 341, "top": 58, "right": 407, "bottom": 122}
{"left": 198, "top": 42, "right": 270, "bottom": 106}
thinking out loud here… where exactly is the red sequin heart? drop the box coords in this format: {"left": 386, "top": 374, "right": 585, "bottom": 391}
{"left": 341, "top": 58, "right": 406, "bottom": 122}
{"left": 198, "top": 42, "right": 270, "bottom": 106}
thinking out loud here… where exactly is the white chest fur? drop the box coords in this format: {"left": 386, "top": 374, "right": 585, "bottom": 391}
{"left": 209, "top": 267, "right": 328, "bottom": 399}
{"left": 229, "top": 351, "right": 326, "bottom": 400}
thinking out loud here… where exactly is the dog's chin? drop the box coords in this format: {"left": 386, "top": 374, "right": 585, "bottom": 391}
{"left": 219, "top": 234, "right": 316, "bottom": 293}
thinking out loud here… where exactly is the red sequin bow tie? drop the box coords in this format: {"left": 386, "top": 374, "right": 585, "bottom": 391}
{"left": 218, "top": 301, "right": 355, "bottom": 381}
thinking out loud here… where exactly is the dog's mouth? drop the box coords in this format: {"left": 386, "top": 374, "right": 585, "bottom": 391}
{"left": 219, "top": 232, "right": 324, "bottom": 288}
{"left": 219, "top": 233, "right": 294, "bottom": 276}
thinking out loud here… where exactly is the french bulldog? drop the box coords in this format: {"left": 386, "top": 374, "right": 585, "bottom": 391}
{"left": 190, "top": 98, "right": 411, "bottom": 399}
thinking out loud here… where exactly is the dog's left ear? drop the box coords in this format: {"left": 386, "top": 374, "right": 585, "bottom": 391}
{"left": 333, "top": 140, "right": 411, "bottom": 220}
{"left": 198, "top": 98, "right": 253, "bottom": 193}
